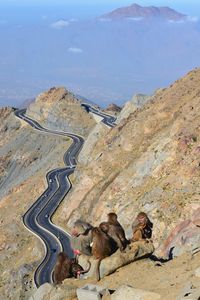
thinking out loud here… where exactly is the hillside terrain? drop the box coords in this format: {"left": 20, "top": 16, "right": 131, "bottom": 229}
{"left": 52, "top": 68, "right": 200, "bottom": 298}
{"left": 1, "top": 69, "right": 200, "bottom": 299}
{"left": 0, "top": 90, "right": 96, "bottom": 299}
{"left": 58, "top": 68, "right": 200, "bottom": 253}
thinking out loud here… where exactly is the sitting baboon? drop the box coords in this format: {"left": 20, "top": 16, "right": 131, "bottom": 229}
{"left": 54, "top": 252, "right": 91, "bottom": 284}
{"left": 70, "top": 219, "right": 93, "bottom": 256}
{"left": 100, "top": 212, "right": 128, "bottom": 252}
{"left": 91, "top": 227, "right": 115, "bottom": 280}
{"left": 53, "top": 252, "right": 71, "bottom": 284}
{"left": 131, "top": 212, "right": 153, "bottom": 242}
{"left": 99, "top": 222, "right": 125, "bottom": 252}
{"left": 70, "top": 258, "right": 91, "bottom": 278}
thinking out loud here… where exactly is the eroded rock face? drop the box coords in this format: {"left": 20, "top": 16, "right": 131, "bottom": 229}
{"left": 26, "top": 87, "right": 95, "bottom": 136}
{"left": 157, "top": 206, "right": 200, "bottom": 257}
{"left": 117, "top": 94, "right": 151, "bottom": 124}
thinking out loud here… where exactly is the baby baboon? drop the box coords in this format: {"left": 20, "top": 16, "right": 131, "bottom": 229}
{"left": 91, "top": 227, "right": 115, "bottom": 280}
{"left": 103, "top": 212, "right": 128, "bottom": 252}
{"left": 131, "top": 212, "right": 153, "bottom": 242}
{"left": 70, "top": 219, "right": 93, "bottom": 256}
{"left": 54, "top": 252, "right": 71, "bottom": 284}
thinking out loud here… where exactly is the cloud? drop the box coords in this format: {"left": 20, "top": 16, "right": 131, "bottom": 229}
{"left": 99, "top": 18, "right": 111, "bottom": 22}
{"left": 50, "top": 19, "right": 69, "bottom": 29}
{"left": 127, "top": 17, "right": 143, "bottom": 21}
{"left": 168, "top": 16, "right": 199, "bottom": 24}
{"left": 68, "top": 47, "right": 83, "bottom": 54}
{"left": 187, "top": 16, "right": 199, "bottom": 22}
{"left": 168, "top": 19, "right": 185, "bottom": 24}
{"left": 69, "top": 18, "right": 78, "bottom": 23}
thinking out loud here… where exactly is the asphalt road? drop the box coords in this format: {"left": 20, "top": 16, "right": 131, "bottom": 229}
{"left": 14, "top": 104, "right": 115, "bottom": 287}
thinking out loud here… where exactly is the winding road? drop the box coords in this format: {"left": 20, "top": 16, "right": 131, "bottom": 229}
{"left": 14, "top": 104, "right": 116, "bottom": 287}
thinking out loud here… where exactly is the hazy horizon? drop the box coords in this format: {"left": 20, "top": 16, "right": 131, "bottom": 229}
{"left": 0, "top": 1, "right": 200, "bottom": 107}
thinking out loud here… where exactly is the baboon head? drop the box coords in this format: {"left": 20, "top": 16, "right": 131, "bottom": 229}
{"left": 99, "top": 222, "right": 109, "bottom": 234}
{"left": 107, "top": 212, "right": 118, "bottom": 224}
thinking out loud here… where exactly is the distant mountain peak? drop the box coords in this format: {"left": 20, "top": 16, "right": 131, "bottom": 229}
{"left": 101, "top": 3, "right": 187, "bottom": 21}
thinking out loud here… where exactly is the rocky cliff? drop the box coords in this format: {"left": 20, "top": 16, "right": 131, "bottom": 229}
{"left": 56, "top": 68, "right": 200, "bottom": 258}
{"left": 26, "top": 87, "right": 95, "bottom": 136}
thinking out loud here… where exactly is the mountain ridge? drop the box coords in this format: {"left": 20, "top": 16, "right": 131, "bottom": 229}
{"left": 101, "top": 3, "right": 187, "bottom": 21}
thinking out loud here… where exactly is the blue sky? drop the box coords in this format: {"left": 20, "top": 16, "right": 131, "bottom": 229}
{"left": 0, "top": 0, "right": 199, "bottom": 18}
{"left": 0, "top": 0, "right": 199, "bottom": 6}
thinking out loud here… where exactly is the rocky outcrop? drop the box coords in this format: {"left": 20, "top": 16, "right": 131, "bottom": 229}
{"left": 104, "top": 103, "right": 121, "bottom": 115}
{"left": 29, "top": 283, "right": 77, "bottom": 300}
{"left": 26, "top": 87, "right": 95, "bottom": 136}
{"left": 78, "top": 241, "right": 154, "bottom": 279}
{"left": 117, "top": 94, "right": 151, "bottom": 123}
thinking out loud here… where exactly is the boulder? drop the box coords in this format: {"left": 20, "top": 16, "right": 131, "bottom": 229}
{"left": 29, "top": 283, "right": 53, "bottom": 300}
{"left": 78, "top": 240, "right": 154, "bottom": 279}
{"left": 111, "top": 285, "right": 161, "bottom": 300}
{"left": 29, "top": 283, "right": 77, "bottom": 300}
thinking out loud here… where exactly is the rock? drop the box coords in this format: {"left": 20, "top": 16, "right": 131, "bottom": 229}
{"left": 175, "top": 282, "right": 198, "bottom": 300}
{"left": 111, "top": 285, "right": 161, "bottom": 300}
{"left": 77, "top": 284, "right": 110, "bottom": 300}
{"left": 29, "top": 283, "right": 77, "bottom": 300}
{"left": 78, "top": 240, "right": 154, "bottom": 279}
{"left": 29, "top": 283, "right": 54, "bottom": 300}
{"left": 194, "top": 266, "right": 200, "bottom": 278}
{"left": 177, "top": 287, "right": 200, "bottom": 300}
{"left": 117, "top": 94, "right": 151, "bottom": 123}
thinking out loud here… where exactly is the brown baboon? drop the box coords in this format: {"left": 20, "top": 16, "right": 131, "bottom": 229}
{"left": 54, "top": 252, "right": 91, "bottom": 284}
{"left": 103, "top": 212, "right": 128, "bottom": 252}
{"left": 131, "top": 212, "right": 153, "bottom": 242}
{"left": 91, "top": 227, "right": 115, "bottom": 281}
{"left": 70, "top": 219, "right": 93, "bottom": 256}
{"left": 99, "top": 222, "right": 124, "bottom": 252}
{"left": 70, "top": 258, "right": 91, "bottom": 278}
{"left": 53, "top": 252, "right": 71, "bottom": 284}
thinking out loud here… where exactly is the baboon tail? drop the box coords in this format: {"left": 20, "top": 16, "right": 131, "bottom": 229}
{"left": 95, "top": 259, "right": 101, "bottom": 281}
{"left": 80, "top": 260, "right": 91, "bottom": 274}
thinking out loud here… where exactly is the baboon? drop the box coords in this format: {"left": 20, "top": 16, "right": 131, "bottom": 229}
{"left": 101, "top": 212, "right": 128, "bottom": 252}
{"left": 70, "top": 258, "right": 91, "bottom": 278}
{"left": 53, "top": 252, "right": 71, "bottom": 284}
{"left": 131, "top": 212, "right": 153, "bottom": 242}
{"left": 91, "top": 227, "right": 115, "bottom": 281}
{"left": 70, "top": 219, "right": 93, "bottom": 256}
{"left": 54, "top": 252, "right": 91, "bottom": 284}
{"left": 99, "top": 222, "right": 125, "bottom": 252}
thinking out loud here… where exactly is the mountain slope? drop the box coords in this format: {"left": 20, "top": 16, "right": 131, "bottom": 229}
{"left": 101, "top": 3, "right": 187, "bottom": 21}
{"left": 0, "top": 90, "right": 96, "bottom": 299}
{"left": 55, "top": 68, "right": 200, "bottom": 259}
